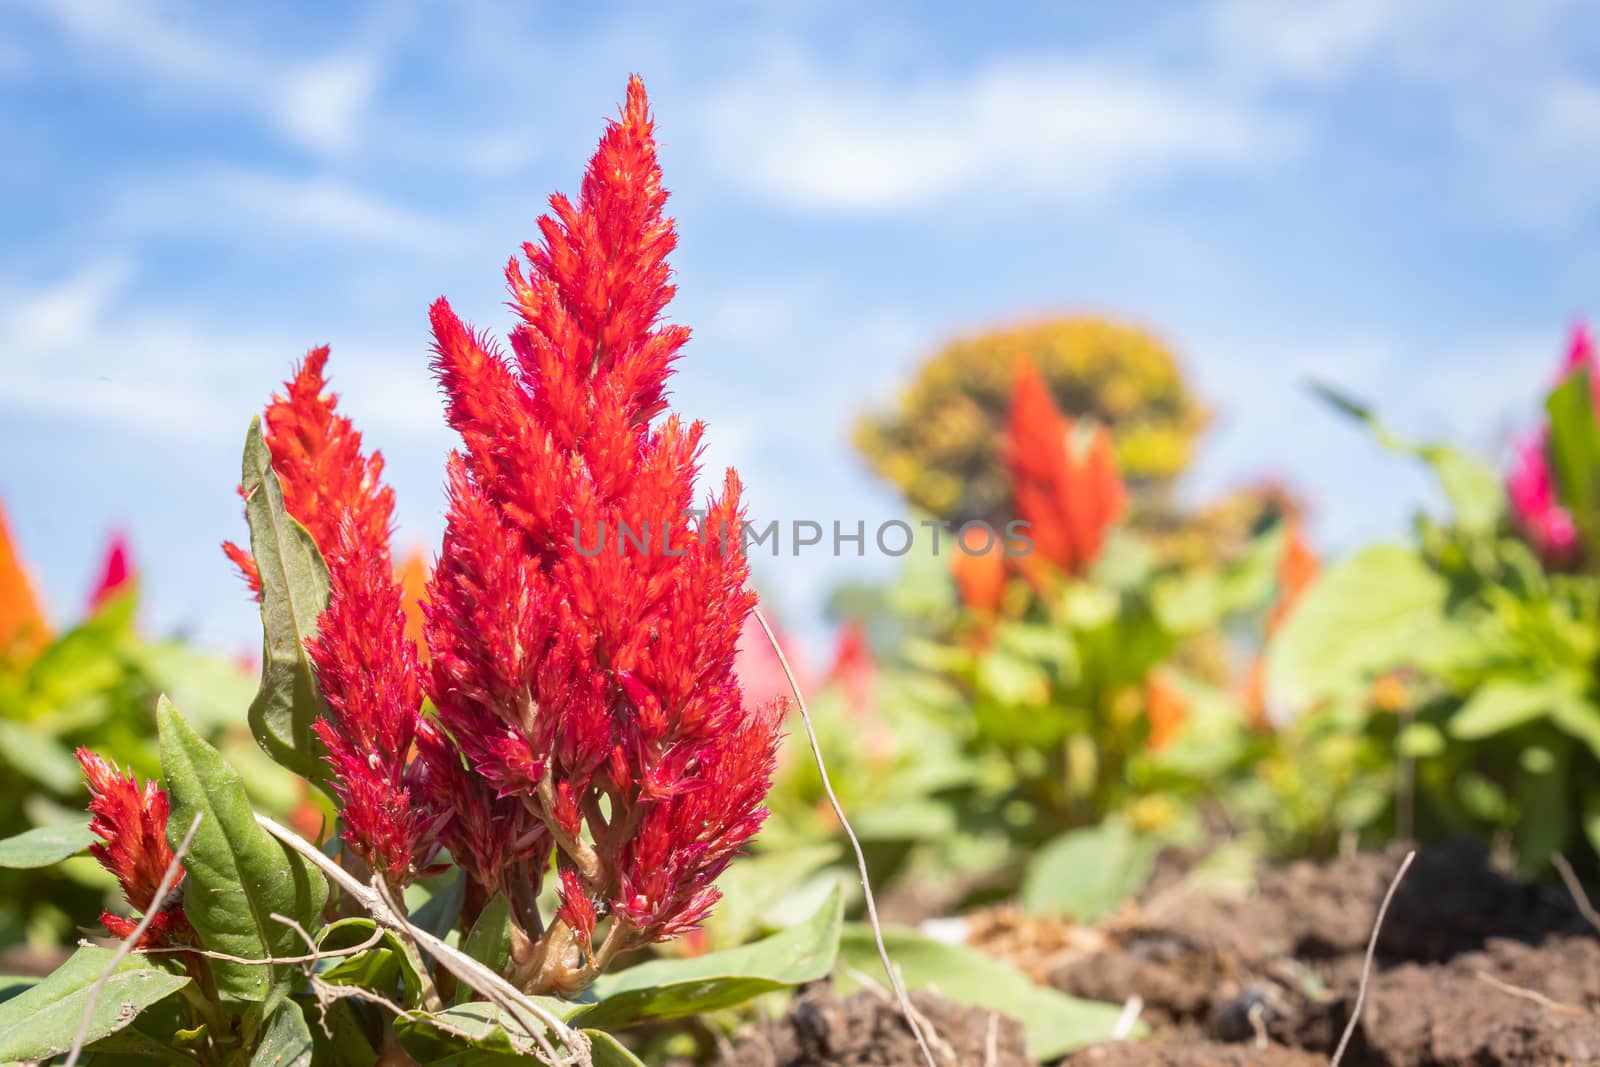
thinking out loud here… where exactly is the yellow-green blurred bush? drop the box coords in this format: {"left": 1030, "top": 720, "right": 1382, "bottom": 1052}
{"left": 854, "top": 316, "right": 1208, "bottom": 525}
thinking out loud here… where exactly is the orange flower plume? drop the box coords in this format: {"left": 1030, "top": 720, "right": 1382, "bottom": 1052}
{"left": 951, "top": 528, "right": 1008, "bottom": 615}
{"left": 1144, "top": 671, "right": 1189, "bottom": 751}
{"left": 396, "top": 546, "right": 431, "bottom": 666}
{"left": 1003, "top": 361, "right": 1126, "bottom": 578}
{"left": 87, "top": 531, "right": 135, "bottom": 613}
{"left": 77, "top": 748, "right": 192, "bottom": 947}
{"left": 1245, "top": 518, "right": 1321, "bottom": 728}
{"left": 0, "top": 501, "right": 50, "bottom": 662}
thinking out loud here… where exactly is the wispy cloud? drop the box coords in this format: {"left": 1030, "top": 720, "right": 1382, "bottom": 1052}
{"left": 111, "top": 166, "right": 455, "bottom": 250}
{"left": 699, "top": 56, "right": 1301, "bottom": 213}
{"left": 16, "top": 0, "right": 384, "bottom": 156}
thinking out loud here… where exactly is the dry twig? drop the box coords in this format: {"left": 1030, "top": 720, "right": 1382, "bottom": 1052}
{"left": 1474, "top": 971, "right": 1589, "bottom": 1017}
{"left": 256, "top": 812, "right": 590, "bottom": 1067}
{"left": 753, "top": 606, "right": 941, "bottom": 1067}
{"left": 1329, "top": 848, "right": 1415, "bottom": 1067}
{"left": 1551, "top": 852, "right": 1600, "bottom": 935}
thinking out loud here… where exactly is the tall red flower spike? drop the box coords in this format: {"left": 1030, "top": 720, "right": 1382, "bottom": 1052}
{"left": 222, "top": 348, "right": 394, "bottom": 596}
{"left": 87, "top": 531, "right": 134, "bottom": 613}
{"left": 226, "top": 350, "right": 431, "bottom": 888}
{"left": 77, "top": 748, "right": 191, "bottom": 947}
{"left": 1003, "top": 361, "right": 1127, "bottom": 579}
{"left": 425, "top": 75, "right": 782, "bottom": 994}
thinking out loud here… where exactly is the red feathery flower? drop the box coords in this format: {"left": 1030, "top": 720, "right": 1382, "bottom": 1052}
{"left": 424, "top": 76, "right": 781, "bottom": 977}
{"left": 226, "top": 349, "right": 429, "bottom": 887}
{"left": 87, "top": 531, "right": 134, "bottom": 613}
{"left": 223, "top": 348, "right": 394, "bottom": 595}
{"left": 1004, "top": 361, "right": 1126, "bottom": 579}
{"left": 77, "top": 748, "right": 191, "bottom": 947}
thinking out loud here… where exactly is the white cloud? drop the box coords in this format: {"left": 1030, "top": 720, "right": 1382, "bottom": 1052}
{"left": 19, "top": 0, "right": 383, "bottom": 156}
{"left": 699, "top": 56, "right": 1300, "bottom": 213}
{"left": 1209, "top": 0, "right": 1406, "bottom": 83}
{"left": 112, "top": 166, "right": 453, "bottom": 250}
{"left": 269, "top": 53, "right": 381, "bottom": 157}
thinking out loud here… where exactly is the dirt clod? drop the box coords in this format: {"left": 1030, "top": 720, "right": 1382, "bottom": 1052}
{"left": 715, "top": 983, "right": 1030, "bottom": 1067}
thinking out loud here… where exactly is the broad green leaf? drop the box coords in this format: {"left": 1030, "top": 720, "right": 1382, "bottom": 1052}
{"left": 412, "top": 870, "right": 467, "bottom": 939}
{"left": 1020, "top": 820, "right": 1161, "bottom": 922}
{"left": 1546, "top": 694, "right": 1600, "bottom": 760}
{"left": 318, "top": 918, "right": 428, "bottom": 1009}
{"left": 0, "top": 720, "right": 83, "bottom": 793}
{"left": 1312, "top": 382, "right": 1505, "bottom": 534}
{"left": 0, "top": 819, "right": 94, "bottom": 868}
{"left": 457, "top": 894, "right": 513, "bottom": 1004}
{"left": 241, "top": 415, "right": 332, "bottom": 785}
{"left": 251, "top": 999, "right": 315, "bottom": 1067}
{"left": 1267, "top": 545, "right": 1447, "bottom": 710}
{"left": 571, "top": 885, "right": 843, "bottom": 1030}
{"left": 1547, "top": 369, "right": 1600, "bottom": 546}
{"left": 586, "top": 1030, "right": 646, "bottom": 1066}
{"left": 836, "top": 925, "right": 1135, "bottom": 1060}
{"left": 395, "top": 1000, "right": 583, "bottom": 1064}
{"left": 0, "top": 945, "right": 189, "bottom": 1061}
{"left": 159, "top": 697, "right": 328, "bottom": 1002}
{"left": 1450, "top": 679, "right": 1571, "bottom": 739}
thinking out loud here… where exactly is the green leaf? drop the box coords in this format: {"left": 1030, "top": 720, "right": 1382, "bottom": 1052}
{"left": 1020, "top": 819, "right": 1161, "bottom": 923}
{"left": 0, "top": 945, "right": 189, "bottom": 1061}
{"left": 1312, "top": 381, "right": 1506, "bottom": 534}
{"left": 0, "top": 819, "right": 94, "bottom": 868}
{"left": 457, "top": 894, "right": 513, "bottom": 1004}
{"left": 159, "top": 697, "right": 328, "bottom": 1003}
{"left": 836, "top": 925, "right": 1135, "bottom": 1060}
{"left": 586, "top": 1030, "right": 646, "bottom": 1067}
{"left": 0, "top": 720, "right": 84, "bottom": 793}
{"left": 251, "top": 999, "right": 315, "bottom": 1067}
{"left": 1267, "top": 545, "right": 1447, "bottom": 710}
{"left": 412, "top": 870, "right": 467, "bottom": 940}
{"left": 1450, "top": 679, "right": 1571, "bottom": 740}
{"left": 571, "top": 885, "right": 843, "bottom": 1030}
{"left": 241, "top": 415, "right": 332, "bottom": 785}
{"left": 1547, "top": 369, "right": 1600, "bottom": 548}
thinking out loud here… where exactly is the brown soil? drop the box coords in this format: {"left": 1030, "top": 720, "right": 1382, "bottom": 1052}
{"left": 719, "top": 842, "right": 1600, "bottom": 1065}
{"left": 1047, "top": 841, "right": 1600, "bottom": 1065}
{"left": 715, "top": 983, "right": 1031, "bottom": 1067}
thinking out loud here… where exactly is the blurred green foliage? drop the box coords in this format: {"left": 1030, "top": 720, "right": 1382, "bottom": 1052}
{"left": 0, "top": 588, "right": 285, "bottom": 955}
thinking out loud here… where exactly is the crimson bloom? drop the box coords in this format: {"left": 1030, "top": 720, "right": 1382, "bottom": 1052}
{"left": 87, "top": 531, "right": 134, "bottom": 613}
{"left": 77, "top": 748, "right": 191, "bottom": 947}
{"left": 1003, "top": 361, "right": 1127, "bottom": 579}
{"left": 1507, "top": 323, "right": 1593, "bottom": 569}
{"left": 423, "top": 75, "right": 781, "bottom": 992}
{"left": 226, "top": 352, "right": 433, "bottom": 888}
{"left": 223, "top": 77, "right": 779, "bottom": 996}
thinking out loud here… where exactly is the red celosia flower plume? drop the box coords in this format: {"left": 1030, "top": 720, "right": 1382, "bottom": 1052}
{"left": 87, "top": 531, "right": 134, "bottom": 613}
{"left": 424, "top": 75, "right": 782, "bottom": 990}
{"left": 0, "top": 500, "right": 51, "bottom": 663}
{"left": 225, "top": 349, "right": 430, "bottom": 888}
{"left": 76, "top": 748, "right": 191, "bottom": 947}
{"left": 222, "top": 348, "right": 395, "bottom": 596}
{"left": 1004, "top": 361, "right": 1127, "bottom": 579}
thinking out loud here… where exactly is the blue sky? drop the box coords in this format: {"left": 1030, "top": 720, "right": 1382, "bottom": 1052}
{"left": 2, "top": 0, "right": 1598, "bottom": 653}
